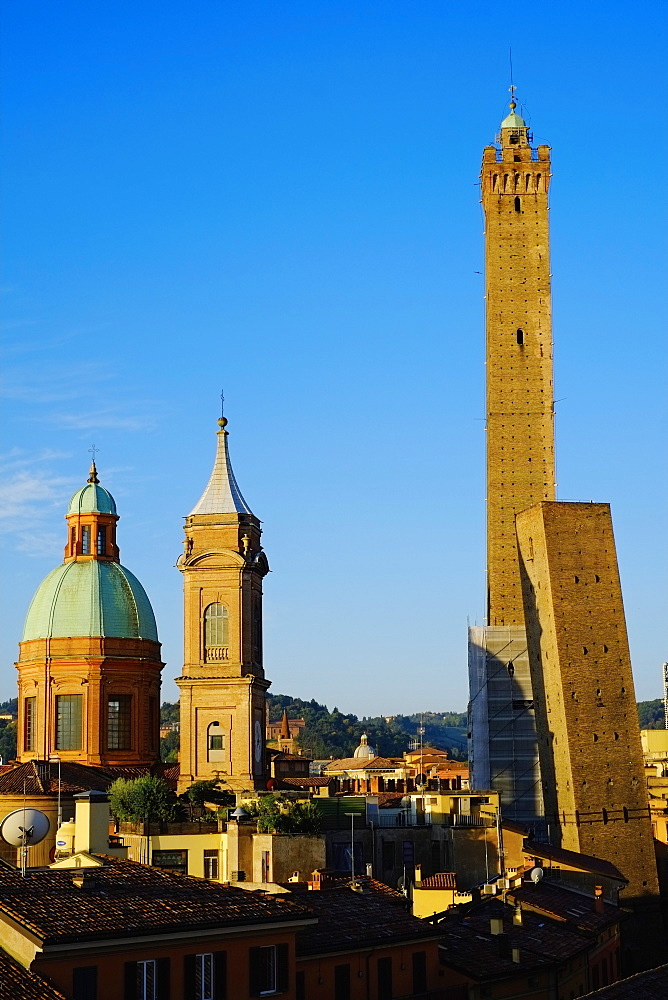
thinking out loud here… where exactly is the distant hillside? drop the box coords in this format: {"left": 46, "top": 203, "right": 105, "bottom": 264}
{"left": 0, "top": 695, "right": 662, "bottom": 763}
{"left": 266, "top": 694, "right": 468, "bottom": 761}
{"left": 638, "top": 699, "right": 665, "bottom": 729}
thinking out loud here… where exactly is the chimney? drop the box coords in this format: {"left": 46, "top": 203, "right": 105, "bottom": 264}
{"left": 497, "top": 933, "right": 512, "bottom": 960}
{"left": 72, "top": 869, "right": 99, "bottom": 890}
{"left": 594, "top": 885, "right": 605, "bottom": 914}
{"left": 74, "top": 791, "right": 110, "bottom": 855}
{"left": 414, "top": 864, "right": 422, "bottom": 886}
{"left": 308, "top": 869, "right": 328, "bottom": 891}
{"left": 490, "top": 917, "right": 504, "bottom": 935}
{"left": 513, "top": 904, "right": 523, "bottom": 926}
{"left": 512, "top": 947, "right": 521, "bottom": 964}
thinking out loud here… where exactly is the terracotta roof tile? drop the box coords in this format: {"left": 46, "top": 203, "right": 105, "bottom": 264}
{"left": 0, "top": 856, "right": 312, "bottom": 945}
{"left": 324, "top": 756, "right": 402, "bottom": 771}
{"left": 295, "top": 886, "right": 441, "bottom": 956}
{"left": 439, "top": 899, "right": 591, "bottom": 980}
{"left": 507, "top": 882, "right": 623, "bottom": 934}
{"left": 0, "top": 947, "right": 68, "bottom": 999}
{"left": 522, "top": 841, "right": 627, "bottom": 882}
{"left": 580, "top": 962, "right": 668, "bottom": 998}
{"left": 419, "top": 873, "right": 457, "bottom": 890}
{"left": 0, "top": 760, "right": 179, "bottom": 796}
{"left": 275, "top": 777, "right": 332, "bottom": 788}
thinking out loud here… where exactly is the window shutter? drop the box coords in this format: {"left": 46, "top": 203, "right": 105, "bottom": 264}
{"left": 73, "top": 966, "right": 98, "bottom": 1000}
{"left": 183, "top": 955, "right": 196, "bottom": 1000}
{"left": 249, "top": 948, "right": 262, "bottom": 997}
{"left": 213, "top": 951, "right": 227, "bottom": 1000}
{"left": 276, "top": 944, "right": 289, "bottom": 993}
{"left": 124, "top": 962, "right": 137, "bottom": 1000}
{"left": 157, "top": 958, "right": 170, "bottom": 1000}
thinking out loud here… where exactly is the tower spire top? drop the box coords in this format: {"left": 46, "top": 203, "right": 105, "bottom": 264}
{"left": 189, "top": 408, "right": 252, "bottom": 516}
{"left": 87, "top": 444, "right": 100, "bottom": 484}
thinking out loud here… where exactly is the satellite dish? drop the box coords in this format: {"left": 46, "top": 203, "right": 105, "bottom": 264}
{"left": 529, "top": 866, "right": 544, "bottom": 883}
{"left": 0, "top": 808, "right": 50, "bottom": 847}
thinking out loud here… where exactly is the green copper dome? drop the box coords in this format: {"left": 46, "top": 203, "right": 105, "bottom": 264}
{"left": 22, "top": 561, "right": 158, "bottom": 642}
{"left": 501, "top": 106, "right": 526, "bottom": 129}
{"left": 67, "top": 482, "right": 117, "bottom": 516}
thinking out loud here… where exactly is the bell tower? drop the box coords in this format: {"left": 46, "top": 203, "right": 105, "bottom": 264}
{"left": 468, "top": 98, "right": 555, "bottom": 823}
{"left": 176, "top": 417, "right": 270, "bottom": 793}
{"left": 482, "top": 99, "right": 555, "bottom": 622}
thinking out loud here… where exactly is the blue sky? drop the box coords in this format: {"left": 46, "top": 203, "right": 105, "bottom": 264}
{"left": 2, "top": 2, "right": 666, "bottom": 716}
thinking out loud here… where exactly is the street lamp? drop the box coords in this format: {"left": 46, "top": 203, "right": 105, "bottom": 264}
{"left": 48, "top": 754, "right": 62, "bottom": 829}
{"left": 344, "top": 812, "right": 358, "bottom": 888}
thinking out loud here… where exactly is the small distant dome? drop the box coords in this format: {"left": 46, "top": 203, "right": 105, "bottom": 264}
{"left": 67, "top": 483, "right": 117, "bottom": 516}
{"left": 501, "top": 109, "right": 526, "bottom": 129}
{"left": 353, "top": 733, "right": 376, "bottom": 759}
{"left": 22, "top": 561, "right": 158, "bottom": 642}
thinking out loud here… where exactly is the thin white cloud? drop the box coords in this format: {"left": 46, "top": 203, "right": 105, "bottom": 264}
{"left": 0, "top": 470, "right": 71, "bottom": 523}
{"left": 49, "top": 411, "right": 158, "bottom": 432}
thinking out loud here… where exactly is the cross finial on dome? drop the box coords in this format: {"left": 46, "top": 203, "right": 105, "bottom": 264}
{"left": 88, "top": 444, "right": 100, "bottom": 483}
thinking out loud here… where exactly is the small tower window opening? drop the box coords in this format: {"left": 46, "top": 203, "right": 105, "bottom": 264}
{"left": 207, "top": 721, "right": 225, "bottom": 762}
{"left": 24, "top": 696, "right": 36, "bottom": 752}
{"left": 81, "top": 526, "right": 91, "bottom": 554}
{"left": 509, "top": 132, "right": 519, "bottom": 145}
{"left": 70, "top": 527, "right": 76, "bottom": 554}
{"left": 514, "top": 196, "right": 521, "bottom": 213}
{"left": 107, "top": 695, "right": 132, "bottom": 750}
{"left": 204, "top": 603, "right": 229, "bottom": 657}
{"left": 253, "top": 597, "right": 262, "bottom": 661}
{"left": 96, "top": 526, "right": 106, "bottom": 555}
{"left": 516, "top": 328, "right": 525, "bottom": 345}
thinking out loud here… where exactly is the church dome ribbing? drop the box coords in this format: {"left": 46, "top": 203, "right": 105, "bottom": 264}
{"left": 22, "top": 560, "right": 158, "bottom": 642}
{"left": 67, "top": 482, "right": 117, "bottom": 516}
{"left": 67, "top": 460, "right": 117, "bottom": 515}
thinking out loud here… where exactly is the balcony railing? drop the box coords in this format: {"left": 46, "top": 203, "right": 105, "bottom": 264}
{"left": 205, "top": 646, "right": 229, "bottom": 662}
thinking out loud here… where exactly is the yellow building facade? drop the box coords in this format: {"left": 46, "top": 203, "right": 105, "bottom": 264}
{"left": 176, "top": 417, "right": 270, "bottom": 793}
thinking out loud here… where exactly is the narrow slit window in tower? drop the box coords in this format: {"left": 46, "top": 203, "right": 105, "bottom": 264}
{"left": 516, "top": 329, "right": 525, "bottom": 345}
{"left": 97, "top": 526, "right": 106, "bottom": 555}
{"left": 81, "top": 526, "right": 91, "bottom": 554}
{"left": 514, "top": 196, "right": 521, "bottom": 212}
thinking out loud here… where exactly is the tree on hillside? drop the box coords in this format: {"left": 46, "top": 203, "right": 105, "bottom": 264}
{"left": 638, "top": 700, "right": 665, "bottom": 729}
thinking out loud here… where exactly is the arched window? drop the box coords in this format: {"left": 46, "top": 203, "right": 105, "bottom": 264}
{"left": 204, "top": 603, "right": 229, "bottom": 648}
{"left": 514, "top": 196, "right": 521, "bottom": 213}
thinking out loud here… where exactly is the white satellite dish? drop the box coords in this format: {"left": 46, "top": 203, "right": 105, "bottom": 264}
{"left": 0, "top": 808, "right": 50, "bottom": 847}
{"left": 529, "top": 866, "right": 544, "bottom": 883}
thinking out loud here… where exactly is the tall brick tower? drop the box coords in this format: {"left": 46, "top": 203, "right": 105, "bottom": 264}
{"left": 468, "top": 99, "right": 555, "bottom": 822}
{"left": 516, "top": 502, "right": 659, "bottom": 902}
{"left": 176, "top": 417, "right": 270, "bottom": 793}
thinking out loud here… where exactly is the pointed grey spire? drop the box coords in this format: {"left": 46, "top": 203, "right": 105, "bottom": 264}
{"left": 190, "top": 418, "right": 253, "bottom": 516}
